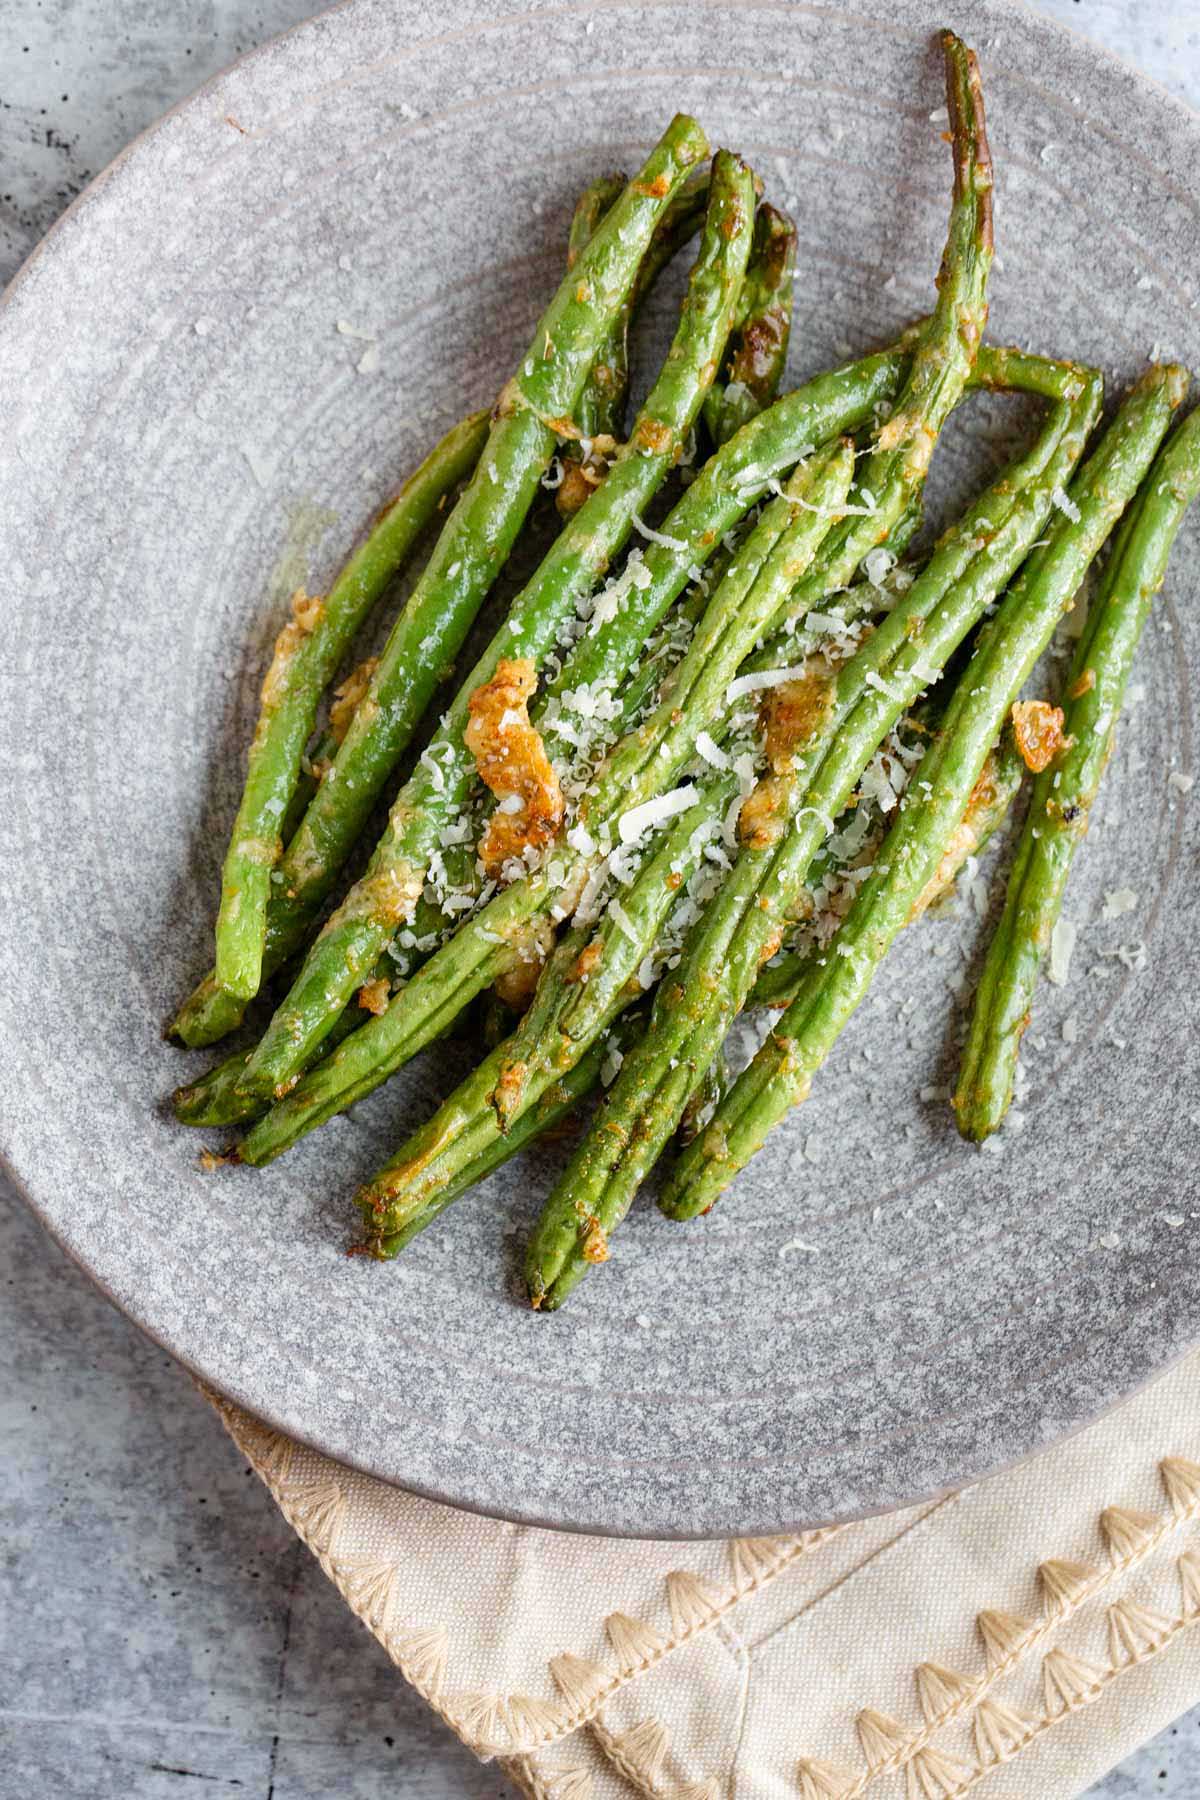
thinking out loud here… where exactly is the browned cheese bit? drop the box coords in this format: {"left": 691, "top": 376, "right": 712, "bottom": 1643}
{"left": 466, "top": 657, "right": 565, "bottom": 881}
{"left": 1011, "top": 698, "right": 1066, "bottom": 772}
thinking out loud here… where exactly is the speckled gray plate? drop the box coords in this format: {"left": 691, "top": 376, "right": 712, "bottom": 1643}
{"left": 2, "top": 0, "right": 1199, "bottom": 1539}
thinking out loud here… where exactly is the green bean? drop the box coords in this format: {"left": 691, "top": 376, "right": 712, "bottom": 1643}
{"left": 954, "top": 398, "right": 1200, "bottom": 1139}
{"left": 234, "top": 355, "right": 913, "bottom": 1163}
{"left": 669, "top": 363, "right": 1186, "bottom": 1224}
{"left": 226, "top": 149, "right": 753, "bottom": 1109}
{"left": 202, "top": 117, "right": 709, "bottom": 1012}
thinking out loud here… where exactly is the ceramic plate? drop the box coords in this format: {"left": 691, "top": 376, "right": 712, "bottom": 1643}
{"left": 3, "top": 0, "right": 1199, "bottom": 1537}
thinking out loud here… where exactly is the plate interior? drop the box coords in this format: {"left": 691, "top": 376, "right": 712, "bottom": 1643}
{"left": 2, "top": 0, "right": 1199, "bottom": 1536}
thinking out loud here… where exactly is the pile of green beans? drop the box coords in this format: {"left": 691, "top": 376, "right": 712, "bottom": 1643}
{"left": 168, "top": 33, "right": 1200, "bottom": 1314}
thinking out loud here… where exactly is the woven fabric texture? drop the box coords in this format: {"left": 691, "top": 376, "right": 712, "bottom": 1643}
{"left": 208, "top": 1347, "right": 1200, "bottom": 1799}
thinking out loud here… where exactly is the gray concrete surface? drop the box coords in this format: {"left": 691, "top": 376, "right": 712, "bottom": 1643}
{"left": 3, "top": 1, "right": 1199, "bottom": 1793}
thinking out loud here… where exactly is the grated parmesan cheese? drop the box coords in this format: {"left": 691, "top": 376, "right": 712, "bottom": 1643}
{"left": 1101, "top": 886, "right": 1137, "bottom": 920}
{"left": 862, "top": 546, "right": 895, "bottom": 587}
{"left": 1048, "top": 916, "right": 1076, "bottom": 986}
{"left": 607, "top": 899, "right": 636, "bottom": 940}
{"left": 726, "top": 665, "right": 810, "bottom": 703}
{"left": 805, "top": 609, "right": 847, "bottom": 635}
{"left": 1051, "top": 485, "right": 1081, "bottom": 523}
{"left": 600, "top": 1040, "right": 624, "bottom": 1086}
{"left": 631, "top": 512, "right": 687, "bottom": 552}
{"left": 792, "top": 491, "right": 877, "bottom": 519}
{"left": 694, "top": 731, "right": 730, "bottom": 770}
{"left": 419, "top": 748, "right": 446, "bottom": 792}
{"left": 618, "top": 785, "right": 699, "bottom": 845}
{"left": 573, "top": 856, "right": 612, "bottom": 924}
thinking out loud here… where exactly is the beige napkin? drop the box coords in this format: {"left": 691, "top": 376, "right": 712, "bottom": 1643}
{"left": 207, "top": 1348, "right": 1200, "bottom": 1799}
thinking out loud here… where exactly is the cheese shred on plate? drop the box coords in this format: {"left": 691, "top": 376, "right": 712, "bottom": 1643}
{"left": 1048, "top": 916, "right": 1076, "bottom": 986}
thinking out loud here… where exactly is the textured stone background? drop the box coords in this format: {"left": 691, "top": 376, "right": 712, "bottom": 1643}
{"left": 2, "top": 1, "right": 1199, "bottom": 1794}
